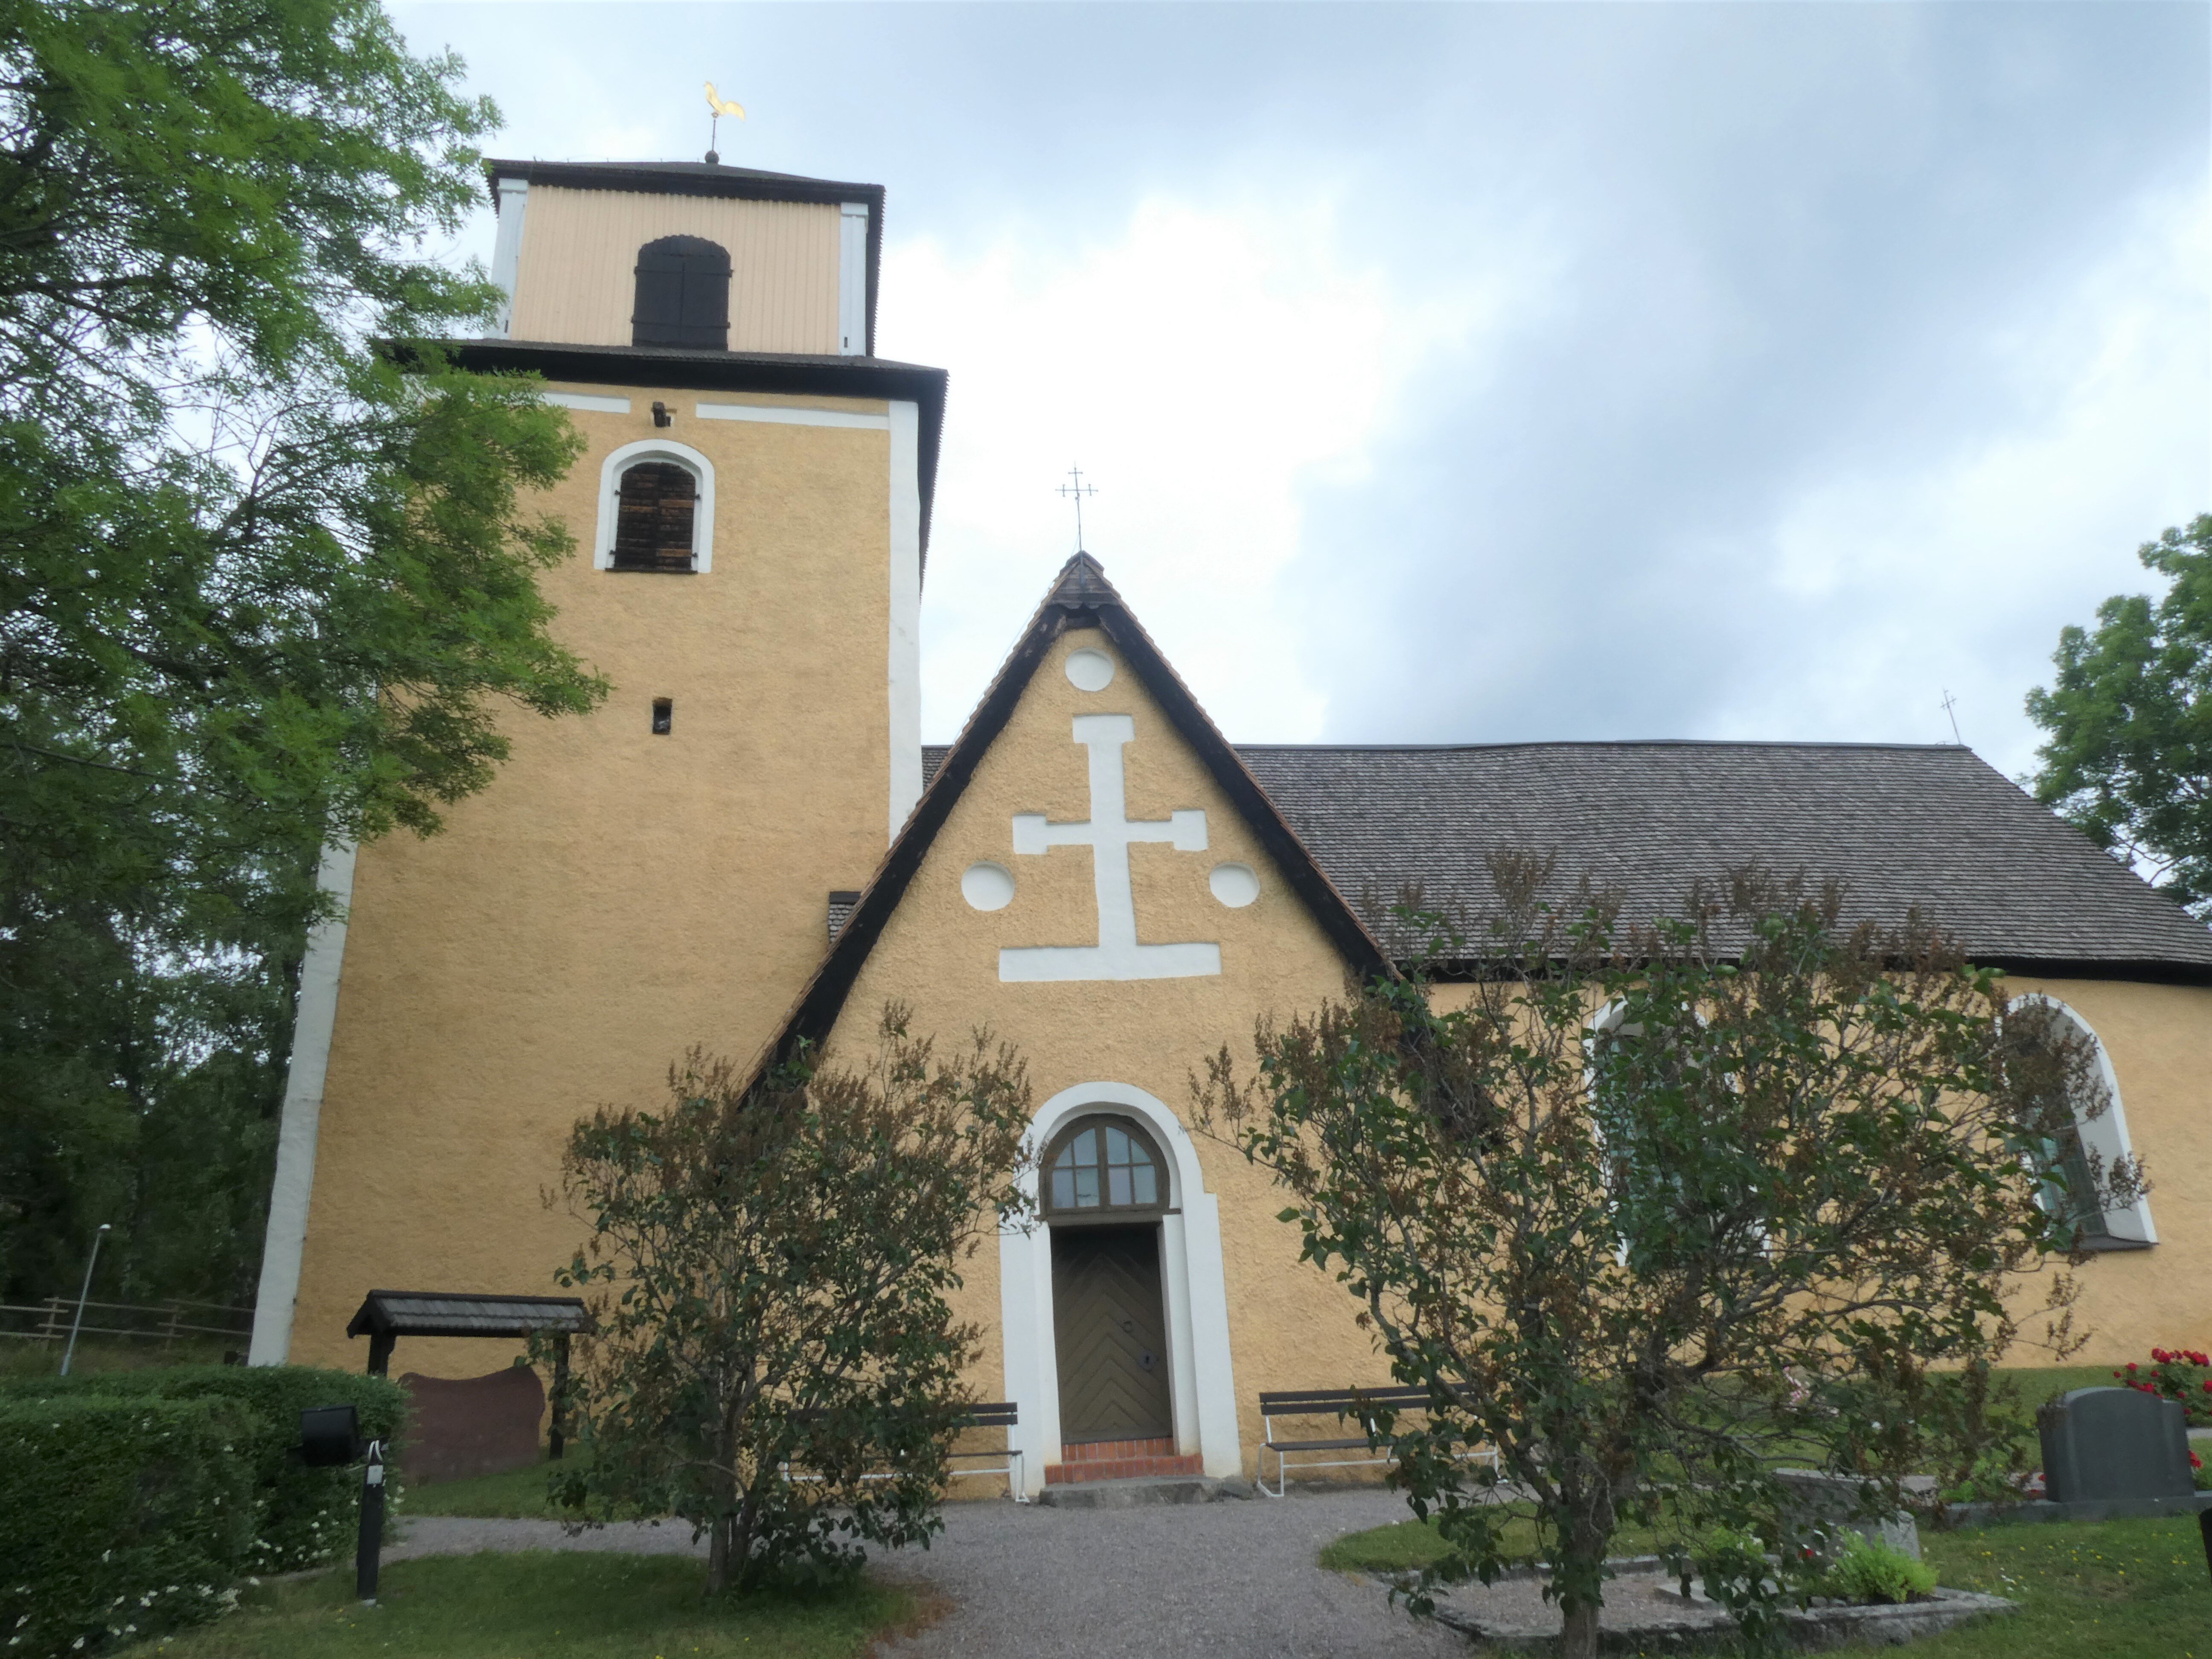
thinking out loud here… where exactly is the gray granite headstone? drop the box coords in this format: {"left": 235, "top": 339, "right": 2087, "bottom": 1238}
{"left": 2038, "top": 1386, "right": 2194, "bottom": 1503}
{"left": 1772, "top": 1469, "right": 1921, "bottom": 1561}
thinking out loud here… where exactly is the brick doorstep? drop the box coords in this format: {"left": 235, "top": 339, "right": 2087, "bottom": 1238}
{"left": 1043, "top": 1452, "right": 1204, "bottom": 1485}
{"left": 1058, "top": 1437, "right": 1177, "bottom": 1464}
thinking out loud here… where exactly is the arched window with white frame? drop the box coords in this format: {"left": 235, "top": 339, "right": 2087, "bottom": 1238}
{"left": 594, "top": 439, "right": 716, "bottom": 574}
{"left": 2003, "top": 996, "right": 2155, "bottom": 1248}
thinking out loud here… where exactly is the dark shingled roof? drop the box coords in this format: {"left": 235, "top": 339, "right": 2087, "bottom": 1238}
{"left": 346, "top": 1290, "right": 591, "bottom": 1341}
{"left": 920, "top": 739, "right": 2212, "bottom": 981}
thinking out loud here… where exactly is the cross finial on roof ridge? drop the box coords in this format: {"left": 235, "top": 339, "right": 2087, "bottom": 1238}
{"left": 1047, "top": 550, "right": 1121, "bottom": 611}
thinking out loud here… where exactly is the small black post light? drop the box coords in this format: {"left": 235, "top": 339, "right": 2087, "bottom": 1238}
{"left": 652, "top": 697, "right": 672, "bottom": 735}
{"left": 2198, "top": 1505, "right": 2211, "bottom": 1587}
{"left": 298, "top": 1404, "right": 386, "bottom": 1604}
{"left": 652, "top": 400, "right": 672, "bottom": 428}
{"left": 355, "top": 1437, "right": 387, "bottom": 1602}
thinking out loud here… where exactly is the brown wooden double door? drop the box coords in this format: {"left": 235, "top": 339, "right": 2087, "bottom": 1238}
{"left": 1051, "top": 1222, "right": 1173, "bottom": 1442}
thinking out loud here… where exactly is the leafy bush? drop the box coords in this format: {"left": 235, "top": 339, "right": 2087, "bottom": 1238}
{"left": 2111, "top": 1348, "right": 2212, "bottom": 1427}
{"left": 1820, "top": 1534, "right": 1938, "bottom": 1604}
{"left": 553, "top": 1017, "right": 1033, "bottom": 1593}
{"left": 0, "top": 1394, "right": 255, "bottom": 1656}
{"left": 0, "top": 1365, "right": 407, "bottom": 1571}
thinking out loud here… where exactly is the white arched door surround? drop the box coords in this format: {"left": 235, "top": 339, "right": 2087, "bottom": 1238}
{"left": 999, "top": 1082, "right": 1241, "bottom": 1493}
{"left": 2011, "top": 995, "right": 2156, "bottom": 1245}
{"left": 593, "top": 438, "right": 718, "bottom": 572}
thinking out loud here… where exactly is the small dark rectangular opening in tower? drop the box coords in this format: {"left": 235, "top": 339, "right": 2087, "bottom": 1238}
{"left": 651, "top": 698, "right": 672, "bottom": 735}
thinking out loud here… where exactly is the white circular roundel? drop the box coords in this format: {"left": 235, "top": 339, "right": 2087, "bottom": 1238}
{"left": 1208, "top": 862, "right": 1260, "bottom": 908}
{"left": 1065, "top": 649, "right": 1115, "bottom": 692}
{"left": 961, "top": 861, "right": 1017, "bottom": 912}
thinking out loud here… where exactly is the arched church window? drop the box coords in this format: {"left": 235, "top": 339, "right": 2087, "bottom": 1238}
{"left": 611, "top": 460, "right": 699, "bottom": 572}
{"left": 632, "top": 236, "right": 731, "bottom": 349}
{"left": 2002, "top": 997, "right": 2154, "bottom": 1247}
{"left": 1043, "top": 1115, "right": 1167, "bottom": 1215}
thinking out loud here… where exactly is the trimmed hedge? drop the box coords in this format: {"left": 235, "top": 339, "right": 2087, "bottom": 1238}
{"left": 0, "top": 1394, "right": 255, "bottom": 1657}
{"left": 0, "top": 1366, "right": 408, "bottom": 1573}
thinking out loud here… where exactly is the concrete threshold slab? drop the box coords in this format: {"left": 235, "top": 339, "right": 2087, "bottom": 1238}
{"left": 1033, "top": 1475, "right": 1253, "bottom": 1509}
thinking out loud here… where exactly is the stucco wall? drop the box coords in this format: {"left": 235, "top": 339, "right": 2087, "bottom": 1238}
{"left": 821, "top": 628, "right": 1395, "bottom": 1478}
{"left": 508, "top": 187, "right": 842, "bottom": 353}
{"left": 283, "top": 383, "right": 897, "bottom": 1376}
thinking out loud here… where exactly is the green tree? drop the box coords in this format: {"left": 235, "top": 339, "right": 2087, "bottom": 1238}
{"left": 2026, "top": 514, "right": 2212, "bottom": 919}
{"left": 1194, "top": 859, "right": 2118, "bottom": 1659}
{"left": 550, "top": 1012, "right": 1036, "bottom": 1595}
{"left": 0, "top": 0, "right": 605, "bottom": 1307}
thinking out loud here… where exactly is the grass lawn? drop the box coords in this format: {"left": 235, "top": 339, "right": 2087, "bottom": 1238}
{"left": 401, "top": 1453, "right": 591, "bottom": 1520}
{"left": 1900, "top": 1518, "right": 2211, "bottom": 1658}
{"left": 125, "top": 1551, "right": 919, "bottom": 1659}
{"left": 1983, "top": 1364, "right": 2143, "bottom": 1403}
{"left": 1320, "top": 1513, "right": 2212, "bottom": 1659}
{"left": 1318, "top": 1508, "right": 1671, "bottom": 1572}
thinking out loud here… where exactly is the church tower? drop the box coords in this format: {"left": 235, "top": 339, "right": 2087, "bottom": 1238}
{"left": 249, "top": 159, "right": 947, "bottom": 1367}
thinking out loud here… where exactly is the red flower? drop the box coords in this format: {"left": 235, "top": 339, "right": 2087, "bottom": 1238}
{"left": 2202, "top": 1380, "right": 2212, "bottom": 1394}
{"left": 2126, "top": 1362, "right": 2138, "bottom": 1371}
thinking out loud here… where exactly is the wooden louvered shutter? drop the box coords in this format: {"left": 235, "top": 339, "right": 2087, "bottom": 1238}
{"left": 611, "top": 463, "right": 697, "bottom": 572}
{"left": 632, "top": 236, "right": 731, "bottom": 349}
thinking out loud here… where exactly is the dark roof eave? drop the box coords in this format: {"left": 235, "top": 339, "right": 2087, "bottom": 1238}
{"left": 485, "top": 158, "right": 883, "bottom": 210}
{"left": 406, "top": 338, "right": 948, "bottom": 567}
{"left": 1413, "top": 954, "right": 2212, "bottom": 988}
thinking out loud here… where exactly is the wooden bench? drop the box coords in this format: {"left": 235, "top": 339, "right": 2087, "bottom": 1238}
{"left": 944, "top": 1400, "right": 1026, "bottom": 1502}
{"left": 1255, "top": 1386, "right": 1496, "bottom": 1498}
{"left": 781, "top": 1400, "right": 1027, "bottom": 1503}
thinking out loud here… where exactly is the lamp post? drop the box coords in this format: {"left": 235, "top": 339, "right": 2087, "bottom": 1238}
{"left": 58, "top": 1223, "right": 111, "bottom": 1377}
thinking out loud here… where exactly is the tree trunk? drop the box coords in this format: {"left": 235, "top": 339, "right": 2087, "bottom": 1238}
{"left": 1559, "top": 1602, "right": 1601, "bottom": 1659}
{"left": 707, "top": 1512, "right": 732, "bottom": 1595}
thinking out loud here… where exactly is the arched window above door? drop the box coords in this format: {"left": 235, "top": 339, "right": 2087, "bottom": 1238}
{"left": 632, "top": 236, "right": 731, "bottom": 349}
{"left": 1043, "top": 1115, "right": 1168, "bottom": 1215}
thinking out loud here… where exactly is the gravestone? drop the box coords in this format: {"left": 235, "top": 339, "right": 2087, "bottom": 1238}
{"left": 2037, "top": 1387, "right": 2194, "bottom": 1503}
{"left": 1772, "top": 1468, "right": 1921, "bottom": 1562}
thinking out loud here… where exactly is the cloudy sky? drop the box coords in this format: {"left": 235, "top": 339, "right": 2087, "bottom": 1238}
{"left": 391, "top": 1, "right": 2209, "bottom": 778}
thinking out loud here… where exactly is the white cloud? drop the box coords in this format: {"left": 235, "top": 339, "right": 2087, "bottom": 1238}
{"left": 885, "top": 193, "right": 1495, "bottom": 742}
{"left": 1723, "top": 176, "right": 2209, "bottom": 775}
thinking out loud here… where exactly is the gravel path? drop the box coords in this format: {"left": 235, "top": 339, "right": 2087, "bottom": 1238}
{"left": 393, "top": 1489, "right": 1467, "bottom": 1658}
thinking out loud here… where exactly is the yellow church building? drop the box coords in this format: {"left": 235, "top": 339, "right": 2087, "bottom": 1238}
{"left": 246, "top": 156, "right": 2212, "bottom": 1495}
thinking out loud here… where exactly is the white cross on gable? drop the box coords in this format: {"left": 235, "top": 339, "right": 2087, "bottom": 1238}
{"left": 999, "top": 714, "right": 1222, "bottom": 982}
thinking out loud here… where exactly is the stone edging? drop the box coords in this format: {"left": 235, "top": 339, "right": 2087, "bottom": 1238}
{"left": 1389, "top": 1566, "right": 2016, "bottom": 1653}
